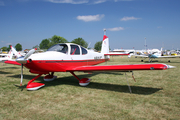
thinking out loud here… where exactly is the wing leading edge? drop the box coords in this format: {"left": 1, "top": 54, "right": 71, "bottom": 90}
{"left": 66, "top": 63, "right": 174, "bottom": 72}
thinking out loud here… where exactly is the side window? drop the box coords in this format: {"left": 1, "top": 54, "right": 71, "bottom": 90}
{"left": 81, "top": 46, "right": 87, "bottom": 55}
{"left": 70, "top": 45, "right": 80, "bottom": 55}
{"left": 59, "top": 45, "right": 68, "bottom": 54}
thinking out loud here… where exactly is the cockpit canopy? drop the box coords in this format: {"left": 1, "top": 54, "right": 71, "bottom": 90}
{"left": 47, "top": 43, "right": 88, "bottom": 55}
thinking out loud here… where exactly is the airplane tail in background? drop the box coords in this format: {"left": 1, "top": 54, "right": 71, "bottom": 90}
{"left": 160, "top": 47, "right": 163, "bottom": 56}
{"left": 161, "top": 47, "right": 163, "bottom": 52}
{"left": 101, "top": 35, "right": 109, "bottom": 54}
{"left": 11, "top": 46, "right": 22, "bottom": 58}
{"left": 7, "top": 49, "right": 13, "bottom": 60}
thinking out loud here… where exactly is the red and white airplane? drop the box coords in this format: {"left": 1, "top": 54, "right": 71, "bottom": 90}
{"left": 0, "top": 49, "right": 13, "bottom": 63}
{"left": 5, "top": 34, "right": 174, "bottom": 90}
{"left": 10, "top": 46, "right": 25, "bottom": 58}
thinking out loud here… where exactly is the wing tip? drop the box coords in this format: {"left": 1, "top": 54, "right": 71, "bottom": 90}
{"left": 167, "top": 65, "right": 176, "bottom": 69}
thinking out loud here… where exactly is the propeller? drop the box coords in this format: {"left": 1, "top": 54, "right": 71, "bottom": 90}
{"left": 20, "top": 64, "right": 23, "bottom": 86}
{"left": 16, "top": 48, "right": 37, "bottom": 64}
{"left": 16, "top": 48, "right": 37, "bottom": 86}
{"left": 24, "top": 48, "right": 37, "bottom": 59}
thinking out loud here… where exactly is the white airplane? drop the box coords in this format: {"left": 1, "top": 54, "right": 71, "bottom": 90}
{"left": 0, "top": 49, "right": 13, "bottom": 63}
{"left": 130, "top": 48, "right": 180, "bottom": 62}
{"left": 5, "top": 34, "right": 174, "bottom": 91}
{"left": 10, "top": 46, "right": 25, "bottom": 58}
{"left": 0, "top": 46, "right": 26, "bottom": 64}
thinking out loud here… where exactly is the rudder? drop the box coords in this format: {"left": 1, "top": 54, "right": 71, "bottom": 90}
{"left": 101, "top": 35, "right": 109, "bottom": 54}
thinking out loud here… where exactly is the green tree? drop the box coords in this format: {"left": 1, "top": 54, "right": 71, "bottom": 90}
{"left": 71, "top": 37, "right": 88, "bottom": 48}
{"left": 7, "top": 45, "right": 11, "bottom": 51}
{"left": 1, "top": 47, "right": 8, "bottom": 51}
{"left": 94, "top": 41, "right": 102, "bottom": 51}
{"left": 39, "top": 39, "right": 50, "bottom": 49}
{"left": 48, "top": 35, "right": 68, "bottom": 47}
{"left": 15, "top": 43, "right": 22, "bottom": 51}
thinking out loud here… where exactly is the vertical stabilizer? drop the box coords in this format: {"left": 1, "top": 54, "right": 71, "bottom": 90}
{"left": 7, "top": 49, "right": 13, "bottom": 60}
{"left": 101, "top": 35, "right": 109, "bottom": 54}
{"left": 11, "top": 46, "right": 22, "bottom": 58}
{"left": 160, "top": 47, "right": 163, "bottom": 52}
{"left": 161, "top": 47, "right": 163, "bottom": 56}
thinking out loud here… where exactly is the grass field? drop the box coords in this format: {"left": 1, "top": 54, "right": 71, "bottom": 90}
{"left": 0, "top": 56, "right": 180, "bottom": 120}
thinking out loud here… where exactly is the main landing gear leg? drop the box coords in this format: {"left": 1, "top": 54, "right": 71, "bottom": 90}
{"left": 132, "top": 71, "right": 136, "bottom": 82}
{"left": 124, "top": 71, "right": 136, "bottom": 93}
{"left": 70, "top": 72, "right": 91, "bottom": 86}
{"left": 125, "top": 72, "right": 132, "bottom": 93}
{"left": 26, "top": 74, "right": 45, "bottom": 91}
{"left": 44, "top": 72, "right": 57, "bottom": 81}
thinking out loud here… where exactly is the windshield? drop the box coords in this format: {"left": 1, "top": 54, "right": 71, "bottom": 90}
{"left": 47, "top": 44, "right": 68, "bottom": 54}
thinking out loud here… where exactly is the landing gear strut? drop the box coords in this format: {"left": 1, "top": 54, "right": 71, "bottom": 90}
{"left": 26, "top": 72, "right": 57, "bottom": 90}
{"left": 44, "top": 72, "right": 57, "bottom": 81}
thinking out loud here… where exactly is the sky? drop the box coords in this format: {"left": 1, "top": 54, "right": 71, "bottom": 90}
{"left": 0, "top": 0, "right": 180, "bottom": 50}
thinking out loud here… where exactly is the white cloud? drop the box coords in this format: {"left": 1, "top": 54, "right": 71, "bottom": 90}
{"left": 115, "top": 0, "right": 133, "bottom": 1}
{"left": 45, "top": 0, "right": 88, "bottom": 4}
{"left": 93, "top": 0, "right": 107, "bottom": 4}
{"left": 0, "top": 0, "right": 134, "bottom": 5}
{"left": 107, "top": 27, "right": 124, "bottom": 31}
{"left": 16, "top": 0, "right": 30, "bottom": 2}
{"left": 77, "top": 14, "right": 105, "bottom": 22}
{"left": 121, "top": 16, "right": 141, "bottom": 21}
{"left": 0, "top": 1, "right": 5, "bottom": 6}
{"left": 45, "top": 0, "right": 133, "bottom": 4}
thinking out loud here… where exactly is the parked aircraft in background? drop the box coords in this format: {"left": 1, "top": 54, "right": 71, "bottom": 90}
{"left": 129, "top": 48, "right": 180, "bottom": 62}
{"left": 5, "top": 34, "right": 174, "bottom": 91}
{"left": 0, "top": 49, "right": 13, "bottom": 63}
{"left": 10, "top": 46, "right": 23, "bottom": 58}
{"left": 0, "top": 46, "right": 29, "bottom": 64}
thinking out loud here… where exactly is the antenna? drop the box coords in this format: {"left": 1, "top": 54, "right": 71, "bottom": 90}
{"left": 103, "top": 29, "right": 106, "bottom": 35}
{"left": 144, "top": 37, "right": 147, "bottom": 52}
{"left": 87, "top": 42, "right": 91, "bottom": 48}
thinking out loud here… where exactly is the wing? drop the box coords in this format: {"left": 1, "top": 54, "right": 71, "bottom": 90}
{"left": 4, "top": 60, "right": 21, "bottom": 65}
{"left": 66, "top": 63, "right": 173, "bottom": 72}
{"left": 131, "top": 54, "right": 149, "bottom": 58}
{"left": 5, "top": 60, "right": 174, "bottom": 72}
{"left": 158, "top": 55, "right": 180, "bottom": 58}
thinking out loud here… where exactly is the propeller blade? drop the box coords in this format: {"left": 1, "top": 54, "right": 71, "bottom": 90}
{"left": 20, "top": 64, "right": 23, "bottom": 86}
{"left": 16, "top": 48, "right": 37, "bottom": 64}
{"left": 24, "top": 48, "right": 37, "bottom": 59}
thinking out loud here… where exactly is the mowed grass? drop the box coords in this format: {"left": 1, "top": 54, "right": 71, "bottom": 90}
{"left": 0, "top": 56, "right": 180, "bottom": 120}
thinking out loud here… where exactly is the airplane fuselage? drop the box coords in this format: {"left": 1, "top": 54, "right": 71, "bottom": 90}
{"left": 25, "top": 43, "right": 109, "bottom": 73}
{"left": 148, "top": 54, "right": 159, "bottom": 58}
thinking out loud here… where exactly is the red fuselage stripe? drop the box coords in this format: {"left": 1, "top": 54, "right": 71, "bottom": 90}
{"left": 25, "top": 59, "right": 109, "bottom": 72}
